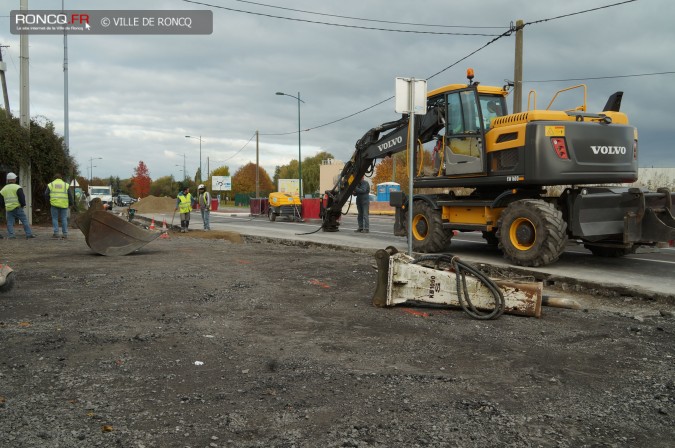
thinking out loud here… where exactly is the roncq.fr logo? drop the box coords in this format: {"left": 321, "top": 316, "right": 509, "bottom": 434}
{"left": 14, "top": 13, "right": 90, "bottom": 26}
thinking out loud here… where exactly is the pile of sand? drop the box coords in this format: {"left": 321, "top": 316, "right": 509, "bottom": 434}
{"left": 131, "top": 195, "right": 176, "bottom": 213}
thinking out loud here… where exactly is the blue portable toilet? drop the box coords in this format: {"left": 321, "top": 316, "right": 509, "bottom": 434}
{"left": 376, "top": 182, "right": 401, "bottom": 202}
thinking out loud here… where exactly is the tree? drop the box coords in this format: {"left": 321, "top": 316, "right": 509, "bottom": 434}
{"left": 301, "top": 151, "right": 334, "bottom": 196}
{"left": 232, "top": 163, "right": 274, "bottom": 197}
{"left": 274, "top": 160, "right": 299, "bottom": 188}
{"left": 131, "top": 161, "right": 151, "bottom": 198}
{"left": 371, "top": 149, "right": 433, "bottom": 195}
{"left": 273, "top": 150, "right": 334, "bottom": 197}
{"left": 372, "top": 153, "right": 409, "bottom": 194}
{"left": 150, "top": 175, "right": 177, "bottom": 197}
{"left": 1, "top": 112, "right": 78, "bottom": 211}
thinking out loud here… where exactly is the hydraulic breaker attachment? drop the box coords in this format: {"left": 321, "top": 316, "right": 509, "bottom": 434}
{"left": 373, "top": 248, "right": 542, "bottom": 318}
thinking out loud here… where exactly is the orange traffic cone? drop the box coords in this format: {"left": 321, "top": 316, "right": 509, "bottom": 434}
{"left": 160, "top": 218, "right": 169, "bottom": 239}
{"left": 149, "top": 217, "right": 156, "bottom": 230}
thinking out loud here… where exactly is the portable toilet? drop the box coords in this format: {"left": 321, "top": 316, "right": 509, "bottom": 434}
{"left": 376, "top": 182, "right": 401, "bottom": 202}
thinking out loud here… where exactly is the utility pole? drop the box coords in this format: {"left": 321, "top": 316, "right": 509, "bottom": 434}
{"left": 0, "top": 45, "right": 10, "bottom": 117}
{"left": 255, "top": 130, "right": 260, "bottom": 198}
{"left": 62, "top": 0, "right": 70, "bottom": 153}
{"left": 19, "top": 0, "right": 32, "bottom": 224}
{"left": 512, "top": 19, "right": 524, "bottom": 114}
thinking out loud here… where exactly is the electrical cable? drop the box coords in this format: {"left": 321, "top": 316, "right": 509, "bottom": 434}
{"left": 411, "top": 254, "right": 505, "bottom": 320}
{"left": 258, "top": 1, "right": 638, "bottom": 137}
{"left": 523, "top": 0, "right": 637, "bottom": 26}
{"left": 523, "top": 71, "right": 675, "bottom": 83}
{"left": 183, "top": 0, "right": 501, "bottom": 36}
{"left": 230, "top": 0, "right": 505, "bottom": 29}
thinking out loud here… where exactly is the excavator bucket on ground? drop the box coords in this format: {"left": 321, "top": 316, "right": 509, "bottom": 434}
{"left": 0, "top": 264, "right": 15, "bottom": 293}
{"left": 76, "top": 199, "right": 161, "bottom": 256}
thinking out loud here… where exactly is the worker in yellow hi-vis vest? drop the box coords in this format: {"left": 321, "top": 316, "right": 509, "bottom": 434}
{"left": 45, "top": 173, "right": 74, "bottom": 240}
{"left": 174, "top": 185, "right": 193, "bottom": 233}
{"left": 0, "top": 172, "right": 36, "bottom": 239}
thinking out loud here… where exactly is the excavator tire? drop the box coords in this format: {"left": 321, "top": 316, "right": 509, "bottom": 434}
{"left": 497, "top": 199, "right": 567, "bottom": 267}
{"left": 584, "top": 244, "right": 636, "bottom": 258}
{"left": 410, "top": 200, "right": 450, "bottom": 253}
{"left": 268, "top": 208, "right": 277, "bottom": 222}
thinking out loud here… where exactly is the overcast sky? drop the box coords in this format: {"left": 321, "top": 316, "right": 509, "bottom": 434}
{"left": 1, "top": 0, "right": 674, "bottom": 184}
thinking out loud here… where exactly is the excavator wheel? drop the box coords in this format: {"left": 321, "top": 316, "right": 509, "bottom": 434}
{"left": 268, "top": 207, "right": 277, "bottom": 222}
{"left": 409, "top": 200, "right": 451, "bottom": 253}
{"left": 584, "top": 244, "right": 636, "bottom": 258}
{"left": 497, "top": 199, "right": 567, "bottom": 267}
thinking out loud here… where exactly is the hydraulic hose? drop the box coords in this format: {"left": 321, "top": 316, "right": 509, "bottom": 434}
{"left": 411, "top": 254, "right": 505, "bottom": 320}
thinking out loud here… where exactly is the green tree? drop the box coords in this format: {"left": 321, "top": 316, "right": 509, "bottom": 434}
{"left": 0, "top": 113, "right": 78, "bottom": 211}
{"left": 272, "top": 151, "right": 334, "bottom": 196}
{"left": 150, "top": 175, "right": 177, "bottom": 197}
{"left": 301, "top": 151, "right": 334, "bottom": 196}
{"left": 275, "top": 159, "right": 299, "bottom": 188}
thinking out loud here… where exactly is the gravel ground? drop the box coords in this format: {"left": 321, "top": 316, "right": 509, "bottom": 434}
{"left": 1, "top": 229, "right": 674, "bottom": 448}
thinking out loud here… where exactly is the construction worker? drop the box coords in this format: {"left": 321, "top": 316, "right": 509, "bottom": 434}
{"left": 45, "top": 173, "right": 73, "bottom": 239}
{"left": 354, "top": 178, "right": 371, "bottom": 233}
{"left": 197, "top": 184, "right": 211, "bottom": 231}
{"left": 0, "top": 172, "right": 36, "bottom": 239}
{"left": 175, "top": 185, "right": 193, "bottom": 233}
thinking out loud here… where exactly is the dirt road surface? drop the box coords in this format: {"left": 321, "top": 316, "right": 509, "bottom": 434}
{"left": 1, "top": 229, "right": 674, "bottom": 447}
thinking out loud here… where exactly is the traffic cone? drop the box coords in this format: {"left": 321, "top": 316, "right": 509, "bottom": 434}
{"left": 149, "top": 217, "right": 156, "bottom": 230}
{"left": 160, "top": 218, "right": 169, "bottom": 239}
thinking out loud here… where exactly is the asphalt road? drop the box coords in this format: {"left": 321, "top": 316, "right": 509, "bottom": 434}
{"left": 145, "top": 210, "right": 675, "bottom": 300}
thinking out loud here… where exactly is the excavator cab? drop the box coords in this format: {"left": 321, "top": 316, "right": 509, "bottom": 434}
{"left": 430, "top": 85, "right": 507, "bottom": 177}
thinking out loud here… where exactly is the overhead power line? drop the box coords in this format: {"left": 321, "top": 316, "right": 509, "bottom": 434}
{"left": 222, "top": 132, "right": 257, "bottom": 161}
{"left": 524, "top": 0, "right": 637, "bottom": 26}
{"left": 183, "top": 0, "right": 503, "bottom": 36}
{"left": 199, "top": 0, "right": 641, "bottom": 141}
{"left": 524, "top": 70, "right": 675, "bottom": 83}
{"left": 229, "top": 0, "right": 504, "bottom": 29}
{"left": 273, "top": 1, "right": 640, "bottom": 136}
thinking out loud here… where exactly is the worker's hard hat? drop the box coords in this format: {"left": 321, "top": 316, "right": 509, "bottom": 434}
{"left": 6, "top": 172, "right": 17, "bottom": 181}
{"left": 198, "top": 184, "right": 205, "bottom": 190}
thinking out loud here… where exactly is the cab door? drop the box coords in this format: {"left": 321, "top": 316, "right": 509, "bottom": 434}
{"left": 443, "top": 88, "right": 487, "bottom": 176}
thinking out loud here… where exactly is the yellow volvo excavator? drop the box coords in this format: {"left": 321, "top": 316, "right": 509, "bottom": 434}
{"left": 321, "top": 70, "right": 675, "bottom": 267}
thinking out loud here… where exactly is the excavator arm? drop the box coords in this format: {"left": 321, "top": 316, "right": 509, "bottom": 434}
{"left": 321, "top": 106, "right": 445, "bottom": 231}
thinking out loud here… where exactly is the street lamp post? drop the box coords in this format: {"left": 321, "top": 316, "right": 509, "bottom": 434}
{"left": 275, "top": 91, "right": 304, "bottom": 197}
{"left": 89, "top": 156, "right": 102, "bottom": 183}
{"left": 185, "top": 135, "right": 203, "bottom": 183}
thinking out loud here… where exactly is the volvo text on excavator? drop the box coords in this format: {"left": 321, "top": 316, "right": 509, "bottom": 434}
{"left": 320, "top": 69, "right": 675, "bottom": 267}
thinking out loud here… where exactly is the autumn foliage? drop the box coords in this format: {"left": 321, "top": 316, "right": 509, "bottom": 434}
{"left": 371, "top": 149, "right": 434, "bottom": 194}
{"left": 232, "top": 163, "right": 274, "bottom": 196}
{"left": 131, "top": 161, "right": 151, "bottom": 199}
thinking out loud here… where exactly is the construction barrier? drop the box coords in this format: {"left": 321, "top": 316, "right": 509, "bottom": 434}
{"left": 301, "top": 198, "right": 321, "bottom": 220}
{"left": 250, "top": 198, "right": 269, "bottom": 215}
